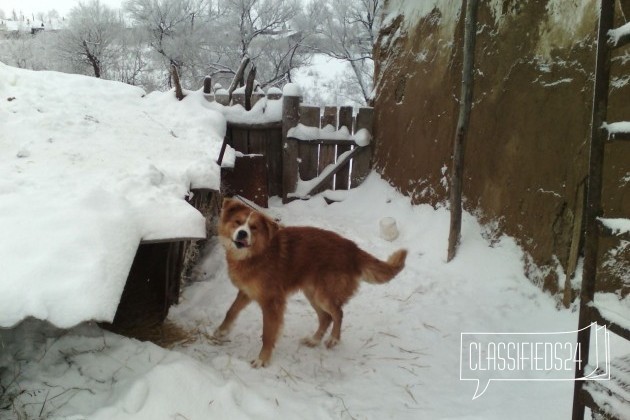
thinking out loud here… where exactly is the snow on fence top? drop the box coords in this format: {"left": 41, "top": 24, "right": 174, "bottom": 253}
{"left": 282, "top": 82, "right": 301, "bottom": 97}
{"left": 212, "top": 94, "right": 283, "bottom": 125}
{"left": 0, "top": 62, "right": 228, "bottom": 328}
{"left": 287, "top": 123, "right": 372, "bottom": 146}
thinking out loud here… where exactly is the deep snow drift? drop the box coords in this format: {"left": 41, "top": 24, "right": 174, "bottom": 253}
{"left": 0, "top": 62, "right": 228, "bottom": 328}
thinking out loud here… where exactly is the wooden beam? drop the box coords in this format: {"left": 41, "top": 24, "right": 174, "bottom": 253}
{"left": 305, "top": 146, "right": 366, "bottom": 197}
{"left": 572, "top": 1, "right": 615, "bottom": 419}
{"left": 447, "top": 0, "right": 478, "bottom": 262}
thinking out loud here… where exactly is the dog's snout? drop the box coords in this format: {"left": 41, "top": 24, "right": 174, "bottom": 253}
{"left": 236, "top": 230, "right": 248, "bottom": 241}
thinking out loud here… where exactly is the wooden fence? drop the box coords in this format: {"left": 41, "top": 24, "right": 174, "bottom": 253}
{"left": 218, "top": 90, "right": 374, "bottom": 207}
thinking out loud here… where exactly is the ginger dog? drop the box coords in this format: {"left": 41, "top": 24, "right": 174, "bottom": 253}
{"left": 214, "top": 198, "right": 407, "bottom": 368}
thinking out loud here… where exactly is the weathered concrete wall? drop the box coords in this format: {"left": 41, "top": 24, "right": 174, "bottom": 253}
{"left": 374, "top": 0, "right": 630, "bottom": 295}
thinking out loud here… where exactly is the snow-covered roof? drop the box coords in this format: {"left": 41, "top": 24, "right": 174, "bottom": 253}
{"left": 0, "top": 62, "right": 229, "bottom": 328}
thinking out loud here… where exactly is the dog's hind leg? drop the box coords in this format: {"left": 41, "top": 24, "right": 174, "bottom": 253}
{"left": 252, "top": 298, "right": 285, "bottom": 368}
{"left": 213, "top": 290, "right": 251, "bottom": 340}
{"left": 300, "top": 291, "right": 332, "bottom": 347}
{"left": 318, "top": 299, "right": 343, "bottom": 349}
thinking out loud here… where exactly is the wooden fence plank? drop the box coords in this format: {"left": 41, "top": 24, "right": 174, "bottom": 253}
{"left": 351, "top": 107, "right": 374, "bottom": 187}
{"left": 231, "top": 127, "right": 249, "bottom": 154}
{"left": 298, "top": 105, "right": 320, "bottom": 181}
{"left": 321, "top": 106, "right": 338, "bottom": 129}
{"left": 336, "top": 144, "right": 351, "bottom": 189}
{"left": 318, "top": 144, "right": 336, "bottom": 188}
{"left": 266, "top": 128, "right": 283, "bottom": 197}
{"left": 317, "top": 106, "right": 338, "bottom": 190}
{"left": 336, "top": 106, "right": 354, "bottom": 190}
{"left": 300, "top": 105, "right": 320, "bottom": 126}
{"left": 221, "top": 155, "right": 268, "bottom": 208}
{"left": 248, "top": 129, "right": 267, "bottom": 155}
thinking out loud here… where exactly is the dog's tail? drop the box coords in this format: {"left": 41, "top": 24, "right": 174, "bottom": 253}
{"left": 360, "top": 249, "right": 407, "bottom": 284}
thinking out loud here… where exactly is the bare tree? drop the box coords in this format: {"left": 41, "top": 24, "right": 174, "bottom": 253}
{"left": 125, "top": 0, "right": 209, "bottom": 88}
{"left": 47, "top": 9, "right": 60, "bottom": 25}
{"left": 218, "top": 0, "right": 310, "bottom": 87}
{"left": 108, "top": 26, "right": 151, "bottom": 86}
{"left": 312, "top": 0, "right": 382, "bottom": 104}
{"left": 447, "top": 0, "right": 479, "bottom": 262}
{"left": 58, "top": 0, "right": 122, "bottom": 78}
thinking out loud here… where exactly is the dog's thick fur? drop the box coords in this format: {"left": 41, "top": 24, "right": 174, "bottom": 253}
{"left": 214, "top": 198, "right": 407, "bottom": 368}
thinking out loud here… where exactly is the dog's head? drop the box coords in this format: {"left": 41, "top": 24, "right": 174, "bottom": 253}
{"left": 218, "top": 198, "right": 279, "bottom": 259}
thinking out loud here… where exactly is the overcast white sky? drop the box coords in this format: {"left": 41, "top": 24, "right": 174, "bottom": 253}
{"left": 1, "top": 0, "right": 124, "bottom": 17}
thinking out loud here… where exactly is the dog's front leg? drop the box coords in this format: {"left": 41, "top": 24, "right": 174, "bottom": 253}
{"left": 251, "top": 299, "right": 285, "bottom": 368}
{"left": 214, "top": 290, "right": 251, "bottom": 341}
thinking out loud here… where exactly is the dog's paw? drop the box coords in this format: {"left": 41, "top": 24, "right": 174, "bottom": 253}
{"left": 299, "top": 336, "right": 321, "bottom": 347}
{"left": 250, "top": 358, "right": 269, "bottom": 368}
{"left": 325, "top": 337, "right": 339, "bottom": 349}
{"left": 210, "top": 328, "right": 230, "bottom": 344}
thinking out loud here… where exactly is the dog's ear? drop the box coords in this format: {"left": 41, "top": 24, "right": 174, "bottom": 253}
{"left": 222, "top": 197, "right": 235, "bottom": 210}
{"left": 265, "top": 217, "right": 280, "bottom": 239}
{"left": 221, "top": 197, "right": 246, "bottom": 216}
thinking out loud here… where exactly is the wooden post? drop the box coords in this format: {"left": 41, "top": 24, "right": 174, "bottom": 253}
{"left": 351, "top": 107, "right": 373, "bottom": 187}
{"left": 282, "top": 85, "right": 301, "bottom": 203}
{"left": 203, "top": 76, "right": 212, "bottom": 94}
{"left": 447, "top": 0, "right": 478, "bottom": 262}
{"left": 171, "top": 64, "right": 185, "bottom": 101}
{"left": 563, "top": 183, "right": 585, "bottom": 308}
{"left": 203, "top": 76, "right": 213, "bottom": 102}
{"left": 244, "top": 65, "right": 257, "bottom": 111}
{"left": 228, "top": 56, "right": 250, "bottom": 103}
{"left": 572, "top": 2, "right": 615, "bottom": 418}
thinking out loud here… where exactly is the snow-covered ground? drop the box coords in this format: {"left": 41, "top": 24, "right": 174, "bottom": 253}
{"left": 6, "top": 171, "right": 629, "bottom": 419}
